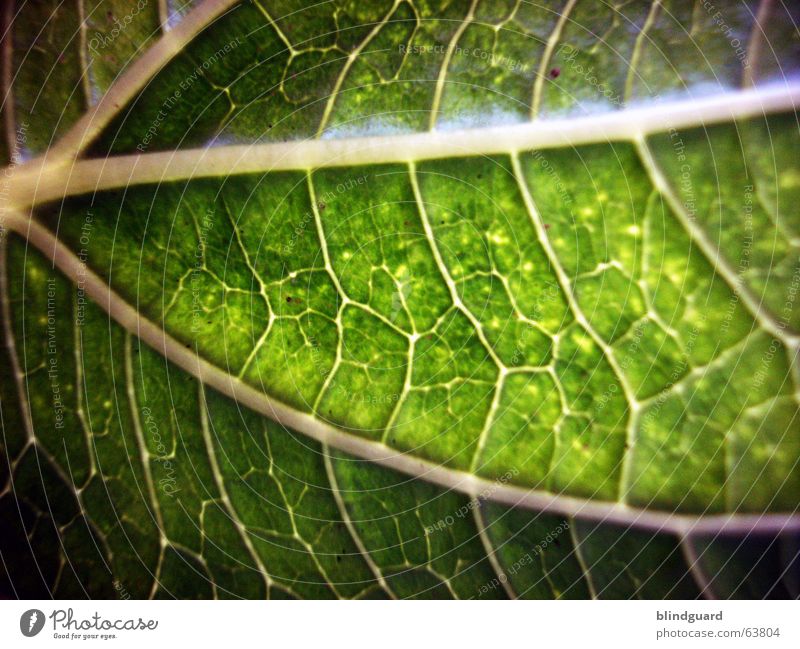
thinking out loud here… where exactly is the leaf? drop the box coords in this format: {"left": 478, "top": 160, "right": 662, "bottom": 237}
{"left": 1, "top": 0, "right": 799, "bottom": 599}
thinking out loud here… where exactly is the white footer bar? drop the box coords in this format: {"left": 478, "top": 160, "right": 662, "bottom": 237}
{"left": 1, "top": 600, "right": 797, "bottom": 648}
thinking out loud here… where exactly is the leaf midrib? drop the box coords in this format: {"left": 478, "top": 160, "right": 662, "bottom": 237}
{"left": 7, "top": 83, "right": 800, "bottom": 211}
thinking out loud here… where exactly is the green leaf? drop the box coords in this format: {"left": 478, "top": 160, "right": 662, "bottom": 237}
{"left": 1, "top": 0, "right": 799, "bottom": 599}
